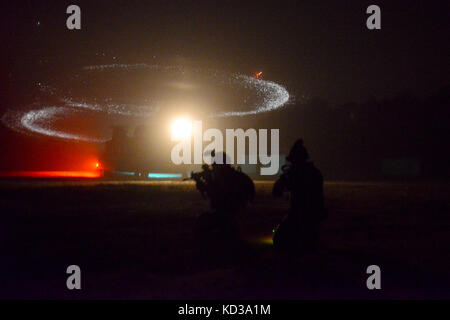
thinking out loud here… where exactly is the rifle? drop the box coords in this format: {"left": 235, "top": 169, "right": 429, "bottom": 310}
{"left": 273, "top": 164, "right": 291, "bottom": 198}
{"left": 184, "top": 170, "right": 208, "bottom": 198}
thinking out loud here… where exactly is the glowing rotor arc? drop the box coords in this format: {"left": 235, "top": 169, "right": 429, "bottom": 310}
{"left": 2, "top": 64, "right": 290, "bottom": 142}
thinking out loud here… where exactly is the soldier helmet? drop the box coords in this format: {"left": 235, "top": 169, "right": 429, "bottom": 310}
{"left": 286, "top": 139, "right": 309, "bottom": 163}
{"left": 210, "top": 149, "right": 231, "bottom": 165}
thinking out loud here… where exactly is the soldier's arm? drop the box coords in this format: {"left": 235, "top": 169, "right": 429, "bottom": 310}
{"left": 272, "top": 176, "right": 287, "bottom": 197}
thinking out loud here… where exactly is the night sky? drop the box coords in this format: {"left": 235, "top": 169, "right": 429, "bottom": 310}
{"left": 0, "top": 0, "right": 449, "bottom": 177}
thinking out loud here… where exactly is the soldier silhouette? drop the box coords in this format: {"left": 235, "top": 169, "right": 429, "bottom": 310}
{"left": 209, "top": 150, "right": 254, "bottom": 213}
{"left": 191, "top": 150, "right": 254, "bottom": 246}
{"left": 273, "top": 139, "right": 327, "bottom": 253}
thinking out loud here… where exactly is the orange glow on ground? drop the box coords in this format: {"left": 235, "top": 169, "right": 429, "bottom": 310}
{"left": 257, "top": 235, "right": 273, "bottom": 245}
{"left": 0, "top": 171, "right": 102, "bottom": 178}
{"left": 246, "top": 234, "right": 273, "bottom": 246}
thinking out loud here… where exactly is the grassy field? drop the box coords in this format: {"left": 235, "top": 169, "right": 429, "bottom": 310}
{"left": 0, "top": 180, "right": 449, "bottom": 299}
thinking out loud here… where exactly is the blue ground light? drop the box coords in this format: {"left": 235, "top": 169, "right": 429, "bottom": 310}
{"left": 112, "top": 171, "right": 183, "bottom": 179}
{"left": 147, "top": 173, "right": 183, "bottom": 179}
{"left": 112, "top": 171, "right": 135, "bottom": 176}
